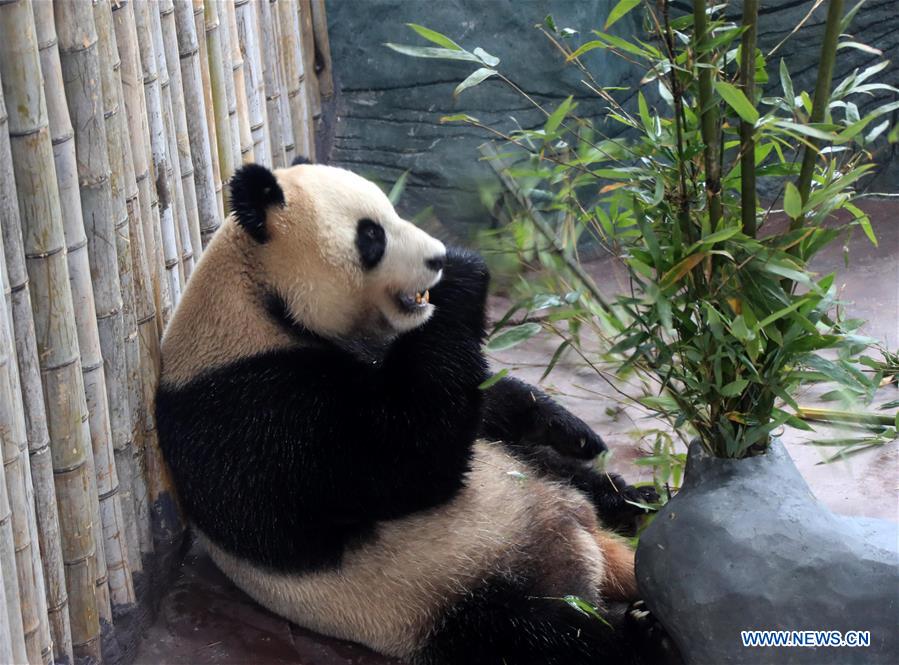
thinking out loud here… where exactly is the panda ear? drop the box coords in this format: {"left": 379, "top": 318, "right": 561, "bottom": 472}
{"left": 291, "top": 155, "right": 312, "bottom": 166}
{"left": 229, "top": 163, "right": 285, "bottom": 243}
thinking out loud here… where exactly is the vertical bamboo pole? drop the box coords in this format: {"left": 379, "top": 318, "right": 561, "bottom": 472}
{"left": 175, "top": 0, "right": 222, "bottom": 247}
{"left": 277, "top": 0, "right": 314, "bottom": 159}
{"left": 310, "top": 0, "right": 333, "bottom": 99}
{"left": 1, "top": 230, "right": 46, "bottom": 665}
{"left": 112, "top": 0, "right": 161, "bottom": 561}
{"left": 0, "top": 53, "right": 73, "bottom": 665}
{"left": 740, "top": 0, "right": 759, "bottom": 237}
{"left": 0, "top": 0, "right": 103, "bottom": 659}
{"left": 0, "top": 70, "right": 53, "bottom": 665}
{"left": 216, "top": 0, "right": 244, "bottom": 166}
{"left": 693, "top": 0, "right": 722, "bottom": 231}
{"left": 153, "top": 1, "right": 196, "bottom": 281}
{"left": 204, "top": 0, "right": 236, "bottom": 203}
{"left": 93, "top": 0, "right": 144, "bottom": 579}
{"left": 236, "top": 0, "right": 271, "bottom": 166}
{"left": 134, "top": 0, "right": 185, "bottom": 312}
{"left": 225, "top": 0, "right": 255, "bottom": 162}
{"left": 55, "top": 0, "right": 137, "bottom": 615}
{"left": 272, "top": 1, "right": 297, "bottom": 164}
{"left": 299, "top": 0, "right": 321, "bottom": 124}
{"left": 133, "top": 0, "right": 186, "bottom": 556}
{"left": 36, "top": 0, "right": 112, "bottom": 630}
{"left": 161, "top": 0, "right": 205, "bottom": 266}
{"left": 191, "top": 0, "right": 225, "bottom": 224}
{"left": 258, "top": 0, "right": 287, "bottom": 168}
{"left": 0, "top": 452, "right": 26, "bottom": 664}
{"left": 0, "top": 555, "right": 14, "bottom": 663}
{"left": 793, "top": 0, "right": 845, "bottom": 230}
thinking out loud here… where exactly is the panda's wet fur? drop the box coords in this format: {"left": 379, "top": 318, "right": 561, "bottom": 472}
{"left": 156, "top": 160, "right": 673, "bottom": 664}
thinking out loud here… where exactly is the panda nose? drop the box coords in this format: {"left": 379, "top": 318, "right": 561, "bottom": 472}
{"left": 425, "top": 255, "right": 445, "bottom": 272}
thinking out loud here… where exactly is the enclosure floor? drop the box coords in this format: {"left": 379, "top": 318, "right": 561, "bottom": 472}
{"left": 133, "top": 201, "right": 897, "bottom": 664}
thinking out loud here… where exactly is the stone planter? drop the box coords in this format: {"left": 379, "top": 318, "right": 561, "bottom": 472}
{"left": 636, "top": 439, "right": 899, "bottom": 664}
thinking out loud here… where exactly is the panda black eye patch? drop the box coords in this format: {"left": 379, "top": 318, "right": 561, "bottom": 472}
{"left": 356, "top": 218, "right": 386, "bottom": 270}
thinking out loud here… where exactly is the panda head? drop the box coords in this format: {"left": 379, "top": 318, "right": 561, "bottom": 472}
{"left": 228, "top": 159, "right": 446, "bottom": 339}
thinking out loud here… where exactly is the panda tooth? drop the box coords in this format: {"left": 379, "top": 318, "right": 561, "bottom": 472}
{"left": 423, "top": 290, "right": 430, "bottom": 303}
{"left": 415, "top": 292, "right": 422, "bottom": 304}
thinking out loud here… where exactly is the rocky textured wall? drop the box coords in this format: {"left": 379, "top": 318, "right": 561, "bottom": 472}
{"left": 323, "top": 0, "right": 898, "bottom": 239}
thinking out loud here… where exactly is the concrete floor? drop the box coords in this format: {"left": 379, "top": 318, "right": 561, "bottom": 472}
{"left": 133, "top": 202, "right": 897, "bottom": 664}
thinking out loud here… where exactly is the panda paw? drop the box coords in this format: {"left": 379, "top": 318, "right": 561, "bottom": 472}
{"left": 596, "top": 476, "right": 658, "bottom": 535}
{"left": 535, "top": 409, "right": 607, "bottom": 460}
{"left": 625, "top": 600, "right": 683, "bottom": 665}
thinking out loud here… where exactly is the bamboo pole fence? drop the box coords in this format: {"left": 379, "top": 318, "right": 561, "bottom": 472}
{"left": 0, "top": 0, "right": 332, "bottom": 661}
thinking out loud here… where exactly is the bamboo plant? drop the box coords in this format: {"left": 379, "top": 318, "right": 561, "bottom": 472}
{"left": 277, "top": 0, "right": 314, "bottom": 159}
{"left": 389, "top": 0, "right": 896, "bottom": 460}
{"left": 204, "top": 0, "right": 237, "bottom": 198}
{"left": 224, "top": 0, "right": 255, "bottom": 162}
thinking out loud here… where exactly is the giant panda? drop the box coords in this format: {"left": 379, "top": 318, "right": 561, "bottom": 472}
{"left": 155, "top": 159, "right": 673, "bottom": 665}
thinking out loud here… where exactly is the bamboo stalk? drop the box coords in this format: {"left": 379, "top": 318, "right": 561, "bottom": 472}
{"left": 0, "top": 0, "right": 103, "bottom": 659}
{"left": 0, "top": 51, "right": 73, "bottom": 665}
{"left": 236, "top": 0, "right": 271, "bottom": 165}
{"left": 693, "top": 0, "right": 722, "bottom": 232}
{"left": 204, "top": 0, "right": 236, "bottom": 201}
{"left": 112, "top": 0, "right": 162, "bottom": 561}
{"left": 739, "top": 0, "right": 759, "bottom": 237}
{"left": 175, "top": 0, "right": 222, "bottom": 246}
{"left": 0, "top": 69, "right": 54, "bottom": 665}
{"left": 134, "top": 0, "right": 185, "bottom": 312}
{"left": 277, "top": 0, "right": 314, "bottom": 159}
{"left": 161, "top": 0, "right": 204, "bottom": 273}
{"left": 258, "top": 0, "right": 288, "bottom": 168}
{"left": 93, "top": 0, "right": 144, "bottom": 578}
{"left": 133, "top": 0, "right": 186, "bottom": 556}
{"left": 187, "top": 0, "right": 225, "bottom": 236}
{"left": 0, "top": 448, "right": 27, "bottom": 664}
{"left": 272, "top": 1, "right": 297, "bottom": 164}
{"left": 38, "top": 0, "right": 114, "bottom": 629}
{"left": 0, "top": 555, "right": 14, "bottom": 663}
{"left": 149, "top": 1, "right": 194, "bottom": 282}
{"left": 309, "top": 0, "right": 333, "bottom": 100}
{"left": 797, "top": 406, "right": 895, "bottom": 427}
{"left": 216, "top": 0, "right": 244, "bottom": 166}
{"left": 93, "top": 0, "right": 147, "bottom": 595}
{"left": 225, "top": 0, "right": 255, "bottom": 162}
{"left": 55, "top": 0, "right": 137, "bottom": 615}
{"left": 1, "top": 232, "right": 46, "bottom": 665}
{"left": 299, "top": 0, "right": 321, "bottom": 123}
{"left": 793, "top": 0, "right": 845, "bottom": 231}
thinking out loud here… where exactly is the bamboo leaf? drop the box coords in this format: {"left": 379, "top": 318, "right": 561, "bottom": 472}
{"left": 453, "top": 67, "right": 497, "bottom": 97}
{"left": 605, "top": 0, "right": 642, "bottom": 29}
{"left": 405, "top": 24, "right": 464, "bottom": 51}
{"left": 660, "top": 252, "right": 708, "bottom": 288}
{"left": 487, "top": 322, "right": 542, "bottom": 351}
{"left": 566, "top": 40, "right": 604, "bottom": 61}
{"left": 721, "top": 379, "right": 749, "bottom": 397}
{"left": 473, "top": 47, "right": 500, "bottom": 66}
{"left": 387, "top": 170, "right": 410, "bottom": 205}
{"left": 783, "top": 182, "right": 802, "bottom": 219}
{"left": 478, "top": 368, "right": 510, "bottom": 390}
{"left": 385, "top": 43, "right": 482, "bottom": 63}
{"left": 545, "top": 96, "right": 574, "bottom": 135}
{"left": 715, "top": 81, "right": 759, "bottom": 124}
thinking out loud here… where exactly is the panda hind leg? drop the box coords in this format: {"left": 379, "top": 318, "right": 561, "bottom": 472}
{"left": 416, "top": 576, "right": 672, "bottom": 665}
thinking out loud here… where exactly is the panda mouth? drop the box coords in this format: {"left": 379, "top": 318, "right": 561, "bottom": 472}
{"left": 396, "top": 289, "right": 430, "bottom": 314}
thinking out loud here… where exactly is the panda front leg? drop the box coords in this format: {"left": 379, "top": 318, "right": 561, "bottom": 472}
{"left": 481, "top": 376, "right": 658, "bottom": 534}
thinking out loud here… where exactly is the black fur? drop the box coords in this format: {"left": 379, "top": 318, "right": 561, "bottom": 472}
{"left": 482, "top": 376, "right": 606, "bottom": 459}
{"left": 229, "top": 163, "right": 285, "bottom": 242}
{"left": 356, "top": 218, "right": 386, "bottom": 270}
{"left": 156, "top": 247, "right": 491, "bottom": 571}
{"left": 419, "top": 574, "right": 674, "bottom": 665}
{"left": 291, "top": 155, "right": 312, "bottom": 165}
